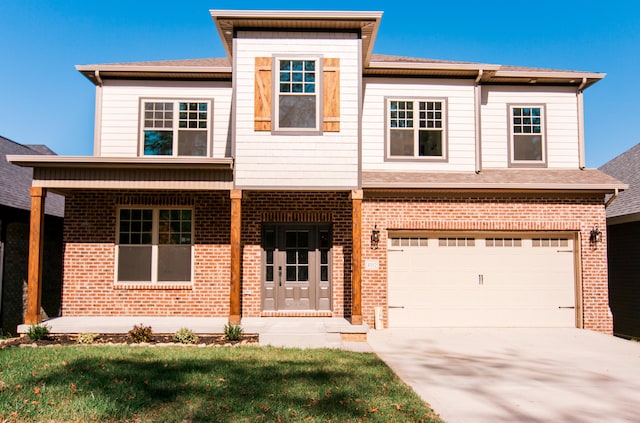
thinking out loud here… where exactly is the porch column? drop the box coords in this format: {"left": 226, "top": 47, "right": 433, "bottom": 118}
{"left": 229, "top": 189, "right": 242, "bottom": 324}
{"left": 351, "top": 190, "right": 363, "bottom": 325}
{"left": 25, "top": 187, "right": 46, "bottom": 324}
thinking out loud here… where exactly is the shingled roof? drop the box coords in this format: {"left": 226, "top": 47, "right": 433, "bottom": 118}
{"left": 0, "top": 136, "right": 64, "bottom": 217}
{"left": 600, "top": 143, "right": 640, "bottom": 221}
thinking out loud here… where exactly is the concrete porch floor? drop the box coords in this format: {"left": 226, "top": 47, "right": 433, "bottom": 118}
{"left": 17, "top": 316, "right": 371, "bottom": 351}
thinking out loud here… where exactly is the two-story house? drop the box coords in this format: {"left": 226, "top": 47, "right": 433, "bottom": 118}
{"left": 9, "top": 10, "right": 625, "bottom": 334}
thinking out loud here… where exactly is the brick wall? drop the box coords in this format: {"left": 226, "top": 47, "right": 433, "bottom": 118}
{"left": 361, "top": 192, "right": 612, "bottom": 334}
{"left": 61, "top": 190, "right": 231, "bottom": 317}
{"left": 607, "top": 221, "right": 640, "bottom": 339}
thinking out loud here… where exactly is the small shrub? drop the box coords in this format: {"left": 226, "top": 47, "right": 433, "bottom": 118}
{"left": 0, "top": 329, "right": 11, "bottom": 340}
{"left": 26, "top": 324, "right": 50, "bottom": 341}
{"left": 224, "top": 323, "right": 244, "bottom": 341}
{"left": 173, "top": 328, "right": 199, "bottom": 344}
{"left": 128, "top": 324, "right": 153, "bottom": 343}
{"left": 77, "top": 332, "right": 99, "bottom": 344}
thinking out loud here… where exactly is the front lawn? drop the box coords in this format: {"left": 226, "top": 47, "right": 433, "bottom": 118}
{"left": 0, "top": 345, "right": 443, "bottom": 422}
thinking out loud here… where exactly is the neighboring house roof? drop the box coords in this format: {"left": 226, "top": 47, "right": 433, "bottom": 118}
{"left": 599, "top": 143, "right": 640, "bottom": 223}
{"left": 0, "top": 136, "right": 64, "bottom": 217}
{"left": 363, "top": 169, "right": 626, "bottom": 191}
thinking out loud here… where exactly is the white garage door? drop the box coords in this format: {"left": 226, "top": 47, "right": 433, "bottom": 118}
{"left": 387, "top": 234, "right": 576, "bottom": 327}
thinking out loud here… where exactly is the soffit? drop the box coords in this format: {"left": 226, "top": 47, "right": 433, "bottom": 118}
{"left": 211, "top": 10, "right": 382, "bottom": 65}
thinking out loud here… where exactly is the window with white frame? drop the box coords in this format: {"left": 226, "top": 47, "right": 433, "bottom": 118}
{"left": 387, "top": 99, "right": 446, "bottom": 159}
{"left": 117, "top": 208, "right": 193, "bottom": 284}
{"left": 275, "top": 58, "right": 320, "bottom": 132}
{"left": 141, "top": 100, "right": 211, "bottom": 156}
{"left": 509, "top": 105, "right": 546, "bottom": 165}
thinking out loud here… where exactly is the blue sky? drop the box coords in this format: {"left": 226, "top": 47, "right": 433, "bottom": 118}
{"left": 1, "top": 0, "right": 638, "bottom": 167}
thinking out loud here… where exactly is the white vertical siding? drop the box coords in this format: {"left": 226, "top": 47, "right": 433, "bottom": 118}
{"left": 234, "top": 31, "right": 359, "bottom": 188}
{"left": 362, "top": 78, "right": 476, "bottom": 172}
{"left": 481, "top": 86, "right": 580, "bottom": 168}
{"left": 98, "top": 80, "right": 232, "bottom": 158}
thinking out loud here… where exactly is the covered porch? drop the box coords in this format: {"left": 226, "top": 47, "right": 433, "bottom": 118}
{"left": 6, "top": 155, "right": 367, "bottom": 329}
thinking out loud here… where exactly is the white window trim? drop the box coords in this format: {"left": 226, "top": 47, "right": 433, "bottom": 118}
{"left": 114, "top": 207, "right": 194, "bottom": 286}
{"left": 273, "top": 56, "right": 323, "bottom": 134}
{"left": 508, "top": 103, "right": 547, "bottom": 168}
{"left": 385, "top": 97, "right": 448, "bottom": 162}
{"left": 138, "top": 98, "right": 213, "bottom": 157}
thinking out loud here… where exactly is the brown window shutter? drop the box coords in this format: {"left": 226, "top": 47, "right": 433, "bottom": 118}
{"left": 255, "top": 57, "right": 272, "bottom": 131}
{"left": 323, "top": 58, "right": 340, "bottom": 132}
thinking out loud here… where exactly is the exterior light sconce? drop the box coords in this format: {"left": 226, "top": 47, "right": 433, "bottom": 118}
{"left": 589, "top": 225, "right": 602, "bottom": 245}
{"left": 371, "top": 225, "right": 380, "bottom": 249}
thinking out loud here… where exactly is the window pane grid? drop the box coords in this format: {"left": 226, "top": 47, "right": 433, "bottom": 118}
{"left": 389, "top": 101, "right": 414, "bottom": 129}
{"left": 143, "top": 102, "right": 173, "bottom": 129}
{"left": 178, "top": 102, "right": 208, "bottom": 129}
{"left": 512, "top": 107, "right": 541, "bottom": 134}
{"left": 159, "top": 209, "right": 192, "bottom": 245}
{"left": 119, "top": 209, "right": 152, "bottom": 245}
{"left": 279, "top": 60, "right": 316, "bottom": 94}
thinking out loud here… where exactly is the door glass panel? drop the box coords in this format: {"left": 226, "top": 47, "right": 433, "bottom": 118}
{"left": 286, "top": 266, "right": 296, "bottom": 281}
{"left": 320, "top": 250, "right": 328, "bottom": 265}
{"left": 286, "top": 250, "right": 296, "bottom": 264}
{"left": 320, "top": 266, "right": 328, "bottom": 282}
{"left": 298, "top": 250, "right": 308, "bottom": 265}
{"left": 266, "top": 266, "right": 273, "bottom": 282}
{"left": 298, "top": 266, "right": 308, "bottom": 281}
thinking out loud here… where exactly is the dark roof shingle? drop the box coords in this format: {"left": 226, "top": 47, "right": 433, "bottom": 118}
{"left": 0, "top": 136, "right": 64, "bottom": 217}
{"left": 599, "top": 143, "right": 640, "bottom": 219}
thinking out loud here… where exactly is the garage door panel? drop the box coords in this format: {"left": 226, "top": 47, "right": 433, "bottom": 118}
{"left": 388, "top": 234, "right": 575, "bottom": 328}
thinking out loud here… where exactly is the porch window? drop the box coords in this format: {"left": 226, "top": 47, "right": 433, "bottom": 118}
{"left": 141, "top": 100, "right": 212, "bottom": 157}
{"left": 117, "top": 208, "right": 193, "bottom": 284}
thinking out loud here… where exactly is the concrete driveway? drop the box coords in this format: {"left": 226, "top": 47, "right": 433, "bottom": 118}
{"left": 368, "top": 328, "right": 640, "bottom": 423}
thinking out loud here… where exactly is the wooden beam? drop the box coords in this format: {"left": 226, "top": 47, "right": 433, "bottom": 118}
{"left": 25, "top": 187, "right": 46, "bottom": 325}
{"left": 229, "top": 189, "right": 242, "bottom": 324}
{"left": 351, "top": 190, "right": 363, "bottom": 325}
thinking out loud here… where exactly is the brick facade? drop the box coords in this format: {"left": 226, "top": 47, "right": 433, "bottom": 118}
{"left": 361, "top": 192, "right": 612, "bottom": 333}
{"left": 62, "top": 190, "right": 231, "bottom": 317}
{"left": 59, "top": 189, "right": 612, "bottom": 334}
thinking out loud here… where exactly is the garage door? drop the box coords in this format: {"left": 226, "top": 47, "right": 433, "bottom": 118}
{"left": 387, "top": 233, "right": 576, "bottom": 327}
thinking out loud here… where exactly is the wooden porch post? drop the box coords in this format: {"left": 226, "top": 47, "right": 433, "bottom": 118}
{"left": 229, "top": 189, "right": 242, "bottom": 324}
{"left": 351, "top": 190, "right": 363, "bottom": 325}
{"left": 25, "top": 187, "right": 46, "bottom": 325}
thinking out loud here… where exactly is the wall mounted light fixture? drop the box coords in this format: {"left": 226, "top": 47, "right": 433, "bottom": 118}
{"left": 371, "top": 225, "right": 380, "bottom": 249}
{"left": 589, "top": 224, "right": 602, "bottom": 244}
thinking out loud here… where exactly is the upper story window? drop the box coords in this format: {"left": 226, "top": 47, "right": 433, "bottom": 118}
{"left": 387, "top": 98, "right": 447, "bottom": 161}
{"left": 116, "top": 208, "right": 193, "bottom": 284}
{"left": 276, "top": 59, "right": 319, "bottom": 131}
{"left": 141, "top": 99, "right": 212, "bottom": 157}
{"left": 509, "top": 105, "right": 546, "bottom": 167}
{"left": 254, "top": 56, "right": 340, "bottom": 133}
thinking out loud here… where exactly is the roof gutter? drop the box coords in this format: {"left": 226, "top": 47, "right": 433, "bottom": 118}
{"left": 605, "top": 188, "right": 619, "bottom": 208}
{"left": 474, "top": 70, "right": 483, "bottom": 174}
{"left": 94, "top": 70, "right": 103, "bottom": 86}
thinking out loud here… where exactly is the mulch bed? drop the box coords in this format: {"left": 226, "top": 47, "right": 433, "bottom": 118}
{"left": 0, "top": 333, "right": 259, "bottom": 348}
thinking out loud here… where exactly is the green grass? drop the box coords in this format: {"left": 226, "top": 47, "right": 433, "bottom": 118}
{"left": 0, "top": 346, "right": 443, "bottom": 422}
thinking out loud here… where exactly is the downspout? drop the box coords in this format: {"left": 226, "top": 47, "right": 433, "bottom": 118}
{"left": 577, "top": 77, "right": 587, "bottom": 170}
{"left": 474, "top": 70, "right": 483, "bottom": 174}
{"left": 93, "top": 71, "right": 103, "bottom": 156}
{"left": 605, "top": 188, "right": 619, "bottom": 208}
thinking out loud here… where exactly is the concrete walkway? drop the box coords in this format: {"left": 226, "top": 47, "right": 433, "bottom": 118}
{"left": 368, "top": 328, "right": 640, "bottom": 423}
{"left": 23, "top": 316, "right": 371, "bottom": 352}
